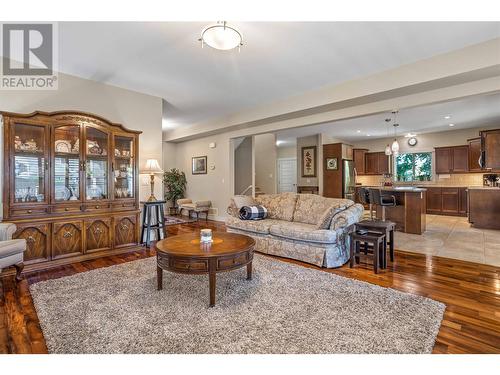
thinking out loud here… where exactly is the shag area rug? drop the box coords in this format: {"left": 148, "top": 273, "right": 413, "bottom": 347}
{"left": 30, "top": 255, "right": 445, "bottom": 354}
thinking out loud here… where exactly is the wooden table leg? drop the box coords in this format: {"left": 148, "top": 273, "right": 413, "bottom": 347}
{"left": 247, "top": 262, "right": 252, "bottom": 280}
{"left": 389, "top": 228, "right": 395, "bottom": 262}
{"left": 157, "top": 265, "right": 163, "bottom": 291}
{"left": 209, "top": 258, "right": 216, "bottom": 307}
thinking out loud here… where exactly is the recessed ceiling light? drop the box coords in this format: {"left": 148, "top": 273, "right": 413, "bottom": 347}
{"left": 356, "top": 130, "right": 361, "bottom": 133}
{"left": 444, "top": 115, "right": 451, "bottom": 119}
{"left": 449, "top": 123, "right": 455, "bottom": 127}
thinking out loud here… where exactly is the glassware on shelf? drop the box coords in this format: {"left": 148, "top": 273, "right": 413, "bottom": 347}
{"left": 13, "top": 123, "right": 46, "bottom": 203}
{"left": 86, "top": 159, "right": 108, "bottom": 200}
{"left": 54, "top": 153, "right": 80, "bottom": 201}
{"left": 113, "top": 136, "right": 134, "bottom": 199}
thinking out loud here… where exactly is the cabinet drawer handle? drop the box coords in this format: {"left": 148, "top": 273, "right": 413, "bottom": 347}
{"left": 95, "top": 205, "right": 100, "bottom": 209}
{"left": 63, "top": 231, "right": 73, "bottom": 238}
{"left": 65, "top": 207, "right": 70, "bottom": 211}
{"left": 120, "top": 224, "right": 129, "bottom": 231}
{"left": 27, "top": 210, "right": 32, "bottom": 214}
{"left": 26, "top": 235, "right": 35, "bottom": 243}
{"left": 94, "top": 228, "right": 103, "bottom": 235}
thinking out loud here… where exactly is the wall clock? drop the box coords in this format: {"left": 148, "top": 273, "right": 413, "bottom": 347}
{"left": 408, "top": 137, "right": 418, "bottom": 147}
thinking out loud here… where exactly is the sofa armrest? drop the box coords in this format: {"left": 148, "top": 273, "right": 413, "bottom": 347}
{"left": 329, "top": 204, "right": 364, "bottom": 231}
{"left": 0, "top": 222, "right": 17, "bottom": 241}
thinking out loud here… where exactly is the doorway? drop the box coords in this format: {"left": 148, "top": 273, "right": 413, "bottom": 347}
{"left": 277, "top": 158, "right": 297, "bottom": 193}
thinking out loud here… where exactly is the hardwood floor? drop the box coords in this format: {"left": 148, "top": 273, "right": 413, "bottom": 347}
{"left": 1, "top": 220, "right": 499, "bottom": 354}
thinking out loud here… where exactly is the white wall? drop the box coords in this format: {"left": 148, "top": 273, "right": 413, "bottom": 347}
{"left": 234, "top": 137, "right": 253, "bottom": 195}
{"left": 0, "top": 71, "right": 163, "bottom": 213}
{"left": 254, "top": 134, "right": 277, "bottom": 195}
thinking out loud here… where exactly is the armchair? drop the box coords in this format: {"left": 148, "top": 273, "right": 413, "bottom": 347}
{"left": 0, "top": 222, "right": 26, "bottom": 281}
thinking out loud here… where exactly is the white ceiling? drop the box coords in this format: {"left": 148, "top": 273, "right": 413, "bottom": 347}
{"left": 275, "top": 92, "right": 500, "bottom": 146}
{"left": 54, "top": 22, "right": 500, "bottom": 130}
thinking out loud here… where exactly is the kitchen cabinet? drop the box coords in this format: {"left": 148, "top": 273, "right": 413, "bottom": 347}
{"left": 426, "top": 187, "right": 442, "bottom": 214}
{"left": 364, "top": 152, "right": 389, "bottom": 175}
{"left": 468, "top": 137, "right": 482, "bottom": 172}
{"left": 441, "top": 188, "right": 459, "bottom": 214}
{"left": 423, "top": 186, "right": 466, "bottom": 216}
{"left": 353, "top": 148, "right": 368, "bottom": 175}
{"left": 459, "top": 187, "right": 468, "bottom": 215}
{"left": 435, "top": 146, "right": 469, "bottom": 174}
{"left": 480, "top": 128, "right": 500, "bottom": 170}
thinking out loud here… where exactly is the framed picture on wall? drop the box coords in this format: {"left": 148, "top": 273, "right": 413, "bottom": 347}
{"left": 192, "top": 156, "right": 207, "bottom": 174}
{"left": 326, "top": 157, "right": 338, "bottom": 170}
{"left": 301, "top": 146, "right": 317, "bottom": 177}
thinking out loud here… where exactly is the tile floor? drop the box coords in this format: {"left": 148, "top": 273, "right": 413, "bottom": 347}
{"left": 392, "top": 214, "right": 500, "bottom": 266}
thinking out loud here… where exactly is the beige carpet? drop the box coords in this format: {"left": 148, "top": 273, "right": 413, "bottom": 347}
{"left": 30, "top": 255, "right": 445, "bottom": 354}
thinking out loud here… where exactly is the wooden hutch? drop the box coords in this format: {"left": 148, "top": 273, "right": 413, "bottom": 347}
{"left": 2, "top": 111, "right": 142, "bottom": 272}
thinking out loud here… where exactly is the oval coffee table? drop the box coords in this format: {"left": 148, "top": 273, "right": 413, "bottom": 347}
{"left": 155, "top": 232, "right": 255, "bottom": 307}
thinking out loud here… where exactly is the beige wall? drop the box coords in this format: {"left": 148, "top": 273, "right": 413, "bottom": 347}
{"left": 0, "top": 71, "right": 163, "bottom": 214}
{"left": 234, "top": 137, "right": 253, "bottom": 195}
{"left": 254, "top": 134, "right": 277, "bottom": 195}
{"left": 277, "top": 146, "right": 296, "bottom": 159}
{"left": 296, "top": 135, "right": 321, "bottom": 187}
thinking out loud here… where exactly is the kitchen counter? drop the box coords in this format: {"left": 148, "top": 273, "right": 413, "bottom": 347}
{"left": 354, "top": 186, "right": 426, "bottom": 234}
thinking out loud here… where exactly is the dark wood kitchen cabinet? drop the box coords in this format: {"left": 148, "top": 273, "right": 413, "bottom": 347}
{"left": 364, "top": 152, "right": 389, "bottom": 175}
{"left": 480, "top": 128, "right": 500, "bottom": 170}
{"left": 459, "top": 187, "right": 468, "bottom": 215}
{"left": 365, "top": 152, "right": 379, "bottom": 175}
{"left": 423, "top": 186, "right": 466, "bottom": 216}
{"left": 426, "top": 187, "right": 442, "bottom": 214}
{"left": 452, "top": 146, "right": 469, "bottom": 173}
{"left": 441, "top": 188, "right": 459, "bottom": 214}
{"left": 435, "top": 146, "right": 469, "bottom": 174}
{"left": 468, "top": 137, "right": 482, "bottom": 172}
{"left": 353, "top": 148, "right": 368, "bottom": 175}
{"left": 435, "top": 148, "right": 453, "bottom": 174}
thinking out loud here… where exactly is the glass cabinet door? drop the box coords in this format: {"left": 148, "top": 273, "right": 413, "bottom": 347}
{"left": 113, "top": 135, "right": 134, "bottom": 199}
{"left": 54, "top": 125, "right": 81, "bottom": 202}
{"left": 85, "top": 127, "right": 108, "bottom": 200}
{"left": 12, "top": 123, "right": 47, "bottom": 204}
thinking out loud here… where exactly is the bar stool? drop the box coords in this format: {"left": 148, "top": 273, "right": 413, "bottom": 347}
{"left": 356, "top": 220, "right": 396, "bottom": 267}
{"left": 349, "top": 229, "right": 386, "bottom": 274}
{"left": 358, "top": 187, "right": 374, "bottom": 220}
{"left": 140, "top": 200, "right": 166, "bottom": 247}
{"left": 369, "top": 188, "right": 396, "bottom": 222}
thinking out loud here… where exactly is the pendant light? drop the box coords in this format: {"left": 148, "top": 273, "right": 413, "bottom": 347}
{"left": 384, "top": 117, "right": 392, "bottom": 155}
{"left": 391, "top": 110, "right": 400, "bottom": 155}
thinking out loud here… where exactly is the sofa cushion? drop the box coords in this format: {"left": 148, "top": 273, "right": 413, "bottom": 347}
{"left": 225, "top": 216, "right": 284, "bottom": 235}
{"left": 293, "top": 194, "right": 354, "bottom": 226}
{"left": 269, "top": 222, "right": 338, "bottom": 244}
{"left": 255, "top": 192, "right": 298, "bottom": 221}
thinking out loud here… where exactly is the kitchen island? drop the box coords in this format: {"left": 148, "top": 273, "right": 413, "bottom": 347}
{"left": 468, "top": 187, "right": 500, "bottom": 229}
{"left": 356, "top": 186, "right": 427, "bottom": 234}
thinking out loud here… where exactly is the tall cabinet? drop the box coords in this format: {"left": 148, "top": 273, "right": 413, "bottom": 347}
{"left": 2, "top": 111, "right": 142, "bottom": 271}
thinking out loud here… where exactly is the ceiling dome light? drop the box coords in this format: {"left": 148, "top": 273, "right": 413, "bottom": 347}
{"left": 199, "top": 21, "right": 243, "bottom": 51}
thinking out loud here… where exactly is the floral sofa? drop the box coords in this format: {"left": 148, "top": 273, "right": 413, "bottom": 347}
{"left": 225, "top": 193, "right": 363, "bottom": 268}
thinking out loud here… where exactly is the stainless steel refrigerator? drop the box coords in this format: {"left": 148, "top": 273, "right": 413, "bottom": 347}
{"left": 342, "top": 159, "right": 356, "bottom": 200}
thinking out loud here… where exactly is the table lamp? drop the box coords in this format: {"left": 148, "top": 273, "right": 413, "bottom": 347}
{"left": 141, "top": 159, "right": 163, "bottom": 202}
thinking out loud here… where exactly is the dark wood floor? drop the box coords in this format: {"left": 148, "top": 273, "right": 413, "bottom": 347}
{"left": 1, "top": 220, "right": 499, "bottom": 354}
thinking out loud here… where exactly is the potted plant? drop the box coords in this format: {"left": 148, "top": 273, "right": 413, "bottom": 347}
{"left": 163, "top": 168, "right": 187, "bottom": 215}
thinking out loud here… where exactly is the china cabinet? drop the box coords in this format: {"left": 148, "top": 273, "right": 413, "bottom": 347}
{"left": 2, "top": 111, "right": 142, "bottom": 271}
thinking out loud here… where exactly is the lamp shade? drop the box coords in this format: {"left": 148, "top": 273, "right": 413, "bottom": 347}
{"left": 140, "top": 159, "right": 163, "bottom": 174}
